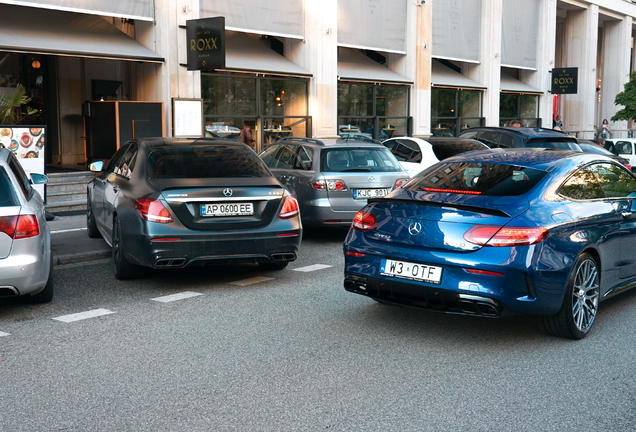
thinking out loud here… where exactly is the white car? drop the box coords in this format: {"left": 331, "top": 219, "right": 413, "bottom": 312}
{"left": 382, "top": 136, "right": 489, "bottom": 177}
{"left": 604, "top": 138, "right": 636, "bottom": 172}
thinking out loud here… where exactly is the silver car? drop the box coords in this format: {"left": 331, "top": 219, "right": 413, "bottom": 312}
{"left": 260, "top": 137, "right": 409, "bottom": 228}
{"left": 0, "top": 147, "right": 52, "bottom": 302}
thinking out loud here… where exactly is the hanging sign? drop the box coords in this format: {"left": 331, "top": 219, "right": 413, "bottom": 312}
{"left": 186, "top": 17, "right": 225, "bottom": 71}
{"left": 551, "top": 67, "right": 578, "bottom": 94}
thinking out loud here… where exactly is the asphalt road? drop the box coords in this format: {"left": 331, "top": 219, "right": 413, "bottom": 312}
{"left": 1, "top": 228, "right": 636, "bottom": 431}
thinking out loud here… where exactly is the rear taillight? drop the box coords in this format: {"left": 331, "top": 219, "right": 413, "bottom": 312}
{"left": 311, "top": 180, "right": 347, "bottom": 191}
{"left": 626, "top": 165, "right": 632, "bottom": 170}
{"left": 395, "top": 178, "right": 409, "bottom": 188}
{"left": 279, "top": 196, "right": 300, "bottom": 219}
{"left": 0, "top": 215, "right": 39, "bottom": 239}
{"left": 463, "top": 225, "right": 548, "bottom": 247}
{"left": 135, "top": 198, "right": 174, "bottom": 223}
{"left": 352, "top": 211, "right": 376, "bottom": 231}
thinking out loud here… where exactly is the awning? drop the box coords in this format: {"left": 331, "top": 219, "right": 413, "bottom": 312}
{"left": 337, "top": 48, "right": 412, "bottom": 84}
{"left": 431, "top": 61, "right": 485, "bottom": 89}
{"left": 500, "top": 72, "right": 543, "bottom": 94}
{"left": 0, "top": 4, "right": 163, "bottom": 62}
{"left": 218, "top": 31, "right": 311, "bottom": 77}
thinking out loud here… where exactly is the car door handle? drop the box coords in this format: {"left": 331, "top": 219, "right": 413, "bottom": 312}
{"left": 112, "top": 185, "right": 120, "bottom": 193}
{"left": 621, "top": 211, "right": 632, "bottom": 219}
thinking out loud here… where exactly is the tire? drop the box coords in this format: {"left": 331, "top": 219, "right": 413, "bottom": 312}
{"left": 258, "top": 261, "right": 289, "bottom": 271}
{"left": 29, "top": 256, "right": 54, "bottom": 303}
{"left": 86, "top": 196, "right": 101, "bottom": 238}
{"left": 542, "top": 252, "right": 600, "bottom": 339}
{"left": 112, "top": 216, "right": 140, "bottom": 280}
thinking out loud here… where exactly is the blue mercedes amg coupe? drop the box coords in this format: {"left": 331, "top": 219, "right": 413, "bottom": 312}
{"left": 343, "top": 148, "right": 636, "bottom": 339}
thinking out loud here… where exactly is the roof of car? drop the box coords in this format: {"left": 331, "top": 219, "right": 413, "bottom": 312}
{"left": 135, "top": 137, "right": 251, "bottom": 151}
{"left": 442, "top": 147, "right": 599, "bottom": 170}
{"left": 461, "top": 127, "right": 575, "bottom": 139}
{"left": 275, "top": 136, "right": 384, "bottom": 148}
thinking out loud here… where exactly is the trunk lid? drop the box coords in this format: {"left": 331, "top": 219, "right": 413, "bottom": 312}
{"left": 365, "top": 189, "right": 529, "bottom": 252}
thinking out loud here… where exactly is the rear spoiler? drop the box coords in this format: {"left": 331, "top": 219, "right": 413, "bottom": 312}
{"left": 368, "top": 197, "right": 511, "bottom": 218}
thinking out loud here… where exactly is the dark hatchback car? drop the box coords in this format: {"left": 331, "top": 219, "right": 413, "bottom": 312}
{"left": 577, "top": 140, "right": 631, "bottom": 170}
{"left": 87, "top": 138, "right": 302, "bottom": 279}
{"left": 459, "top": 127, "right": 581, "bottom": 150}
{"left": 344, "top": 148, "right": 636, "bottom": 339}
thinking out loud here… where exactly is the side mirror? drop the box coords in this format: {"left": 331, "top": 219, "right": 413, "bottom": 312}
{"left": 30, "top": 173, "right": 48, "bottom": 185}
{"left": 89, "top": 160, "right": 104, "bottom": 172}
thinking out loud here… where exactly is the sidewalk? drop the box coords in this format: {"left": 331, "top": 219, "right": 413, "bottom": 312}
{"left": 48, "top": 213, "right": 111, "bottom": 266}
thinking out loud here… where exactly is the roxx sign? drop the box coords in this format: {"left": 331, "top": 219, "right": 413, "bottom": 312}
{"left": 186, "top": 17, "right": 225, "bottom": 71}
{"left": 551, "top": 67, "right": 578, "bottom": 94}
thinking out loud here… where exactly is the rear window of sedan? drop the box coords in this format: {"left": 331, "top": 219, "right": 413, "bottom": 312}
{"left": 320, "top": 147, "right": 402, "bottom": 173}
{"left": 148, "top": 146, "right": 271, "bottom": 178}
{"left": 404, "top": 162, "right": 547, "bottom": 196}
{"left": 0, "top": 167, "right": 19, "bottom": 206}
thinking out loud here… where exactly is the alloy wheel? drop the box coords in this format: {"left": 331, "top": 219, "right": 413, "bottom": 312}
{"left": 571, "top": 258, "right": 599, "bottom": 333}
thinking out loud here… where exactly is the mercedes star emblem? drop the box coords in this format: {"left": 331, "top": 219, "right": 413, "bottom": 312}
{"left": 223, "top": 188, "right": 233, "bottom": 197}
{"left": 408, "top": 222, "right": 422, "bottom": 236}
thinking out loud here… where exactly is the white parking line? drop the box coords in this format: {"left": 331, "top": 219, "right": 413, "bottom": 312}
{"left": 52, "top": 308, "right": 116, "bottom": 323}
{"left": 0, "top": 331, "right": 10, "bottom": 337}
{"left": 50, "top": 227, "right": 87, "bottom": 234}
{"left": 151, "top": 291, "right": 203, "bottom": 303}
{"left": 292, "top": 264, "right": 332, "bottom": 272}
{"left": 230, "top": 276, "right": 275, "bottom": 286}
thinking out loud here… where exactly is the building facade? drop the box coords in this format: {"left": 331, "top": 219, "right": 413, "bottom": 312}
{"left": 1, "top": 0, "right": 635, "bottom": 168}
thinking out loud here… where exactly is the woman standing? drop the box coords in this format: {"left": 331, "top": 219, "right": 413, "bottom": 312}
{"left": 599, "top": 119, "right": 611, "bottom": 139}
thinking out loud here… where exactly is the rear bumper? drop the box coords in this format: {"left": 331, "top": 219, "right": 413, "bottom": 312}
{"left": 124, "top": 230, "right": 302, "bottom": 269}
{"left": 0, "top": 235, "right": 50, "bottom": 296}
{"left": 301, "top": 198, "right": 360, "bottom": 227}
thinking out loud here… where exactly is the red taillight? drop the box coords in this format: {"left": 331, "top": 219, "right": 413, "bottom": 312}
{"left": 279, "top": 196, "right": 300, "bottom": 219}
{"left": 311, "top": 181, "right": 325, "bottom": 190}
{"left": 395, "top": 178, "right": 409, "bottom": 188}
{"left": 463, "top": 225, "right": 549, "bottom": 247}
{"left": 352, "top": 211, "right": 376, "bottom": 231}
{"left": 151, "top": 238, "right": 180, "bottom": 242}
{"left": 14, "top": 215, "right": 39, "bottom": 239}
{"left": 626, "top": 165, "right": 632, "bottom": 170}
{"left": 346, "top": 251, "right": 366, "bottom": 257}
{"left": 422, "top": 187, "right": 481, "bottom": 195}
{"left": 464, "top": 268, "right": 504, "bottom": 276}
{"left": 0, "top": 216, "right": 17, "bottom": 238}
{"left": 135, "top": 198, "right": 174, "bottom": 223}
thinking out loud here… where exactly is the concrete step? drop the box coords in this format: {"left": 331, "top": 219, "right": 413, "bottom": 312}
{"left": 47, "top": 171, "right": 95, "bottom": 184}
{"left": 46, "top": 200, "right": 87, "bottom": 213}
{"left": 47, "top": 182, "right": 88, "bottom": 193}
{"left": 46, "top": 191, "right": 87, "bottom": 204}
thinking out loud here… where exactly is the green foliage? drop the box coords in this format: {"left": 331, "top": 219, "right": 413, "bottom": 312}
{"left": 612, "top": 70, "right": 636, "bottom": 122}
{"left": 0, "top": 84, "right": 37, "bottom": 125}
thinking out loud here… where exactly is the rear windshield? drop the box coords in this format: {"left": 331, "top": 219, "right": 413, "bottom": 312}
{"left": 432, "top": 143, "right": 487, "bottom": 161}
{"left": 148, "top": 146, "right": 271, "bottom": 178}
{"left": 524, "top": 139, "right": 580, "bottom": 151}
{"left": 320, "top": 147, "right": 402, "bottom": 173}
{"left": 0, "top": 167, "right": 19, "bottom": 207}
{"left": 404, "top": 162, "right": 547, "bottom": 196}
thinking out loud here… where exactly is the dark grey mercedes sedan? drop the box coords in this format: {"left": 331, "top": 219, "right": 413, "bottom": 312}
{"left": 87, "top": 138, "right": 302, "bottom": 279}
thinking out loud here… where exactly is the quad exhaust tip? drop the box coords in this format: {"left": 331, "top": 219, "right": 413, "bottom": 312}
{"left": 154, "top": 258, "right": 187, "bottom": 268}
{"left": 271, "top": 253, "right": 296, "bottom": 262}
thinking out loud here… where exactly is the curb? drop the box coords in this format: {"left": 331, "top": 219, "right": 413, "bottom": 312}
{"left": 53, "top": 250, "right": 111, "bottom": 267}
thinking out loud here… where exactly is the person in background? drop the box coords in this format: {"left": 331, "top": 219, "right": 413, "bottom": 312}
{"left": 599, "top": 119, "right": 611, "bottom": 139}
{"left": 239, "top": 120, "right": 255, "bottom": 149}
{"left": 597, "top": 137, "right": 606, "bottom": 148}
{"left": 554, "top": 115, "right": 563, "bottom": 129}
{"left": 510, "top": 120, "right": 521, "bottom": 127}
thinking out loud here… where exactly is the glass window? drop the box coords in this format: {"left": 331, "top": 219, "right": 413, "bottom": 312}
{"left": 260, "top": 79, "right": 307, "bottom": 116}
{"left": 615, "top": 141, "right": 633, "bottom": 156}
{"left": 520, "top": 95, "right": 538, "bottom": 119}
{"left": 321, "top": 148, "right": 401, "bottom": 172}
{"left": 295, "top": 146, "right": 314, "bottom": 170}
{"left": 558, "top": 166, "right": 605, "bottom": 200}
{"left": 499, "top": 134, "right": 515, "bottom": 147}
{"left": 259, "top": 144, "right": 280, "bottom": 167}
{"left": 405, "top": 162, "right": 547, "bottom": 196}
{"left": 273, "top": 144, "right": 298, "bottom": 169}
{"left": 106, "top": 144, "right": 130, "bottom": 174}
{"left": 459, "top": 91, "right": 481, "bottom": 117}
{"left": 202, "top": 75, "right": 257, "bottom": 116}
{"left": 499, "top": 93, "right": 518, "bottom": 119}
{"left": 386, "top": 139, "right": 421, "bottom": 163}
{"left": 148, "top": 145, "right": 271, "bottom": 178}
{"left": 0, "top": 167, "right": 19, "bottom": 206}
{"left": 338, "top": 83, "right": 373, "bottom": 117}
{"left": 376, "top": 85, "right": 408, "bottom": 117}
{"left": 524, "top": 139, "right": 580, "bottom": 150}
{"left": 431, "top": 88, "right": 456, "bottom": 117}
{"left": 117, "top": 144, "right": 137, "bottom": 179}
{"left": 594, "top": 163, "right": 636, "bottom": 198}
{"left": 8, "top": 153, "right": 32, "bottom": 198}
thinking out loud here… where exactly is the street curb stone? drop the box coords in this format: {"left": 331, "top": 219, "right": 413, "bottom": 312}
{"left": 53, "top": 250, "right": 111, "bottom": 267}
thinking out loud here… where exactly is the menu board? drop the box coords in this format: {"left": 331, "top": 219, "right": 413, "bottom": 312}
{"left": 0, "top": 126, "right": 46, "bottom": 198}
{"left": 173, "top": 98, "right": 203, "bottom": 137}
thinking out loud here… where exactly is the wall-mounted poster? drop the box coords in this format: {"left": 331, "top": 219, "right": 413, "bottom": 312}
{"left": 173, "top": 98, "right": 203, "bottom": 137}
{"left": 0, "top": 126, "right": 46, "bottom": 198}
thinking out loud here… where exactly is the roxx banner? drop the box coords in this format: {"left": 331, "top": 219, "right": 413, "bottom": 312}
{"left": 186, "top": 16, "right": 225, "bottom": 71}
{"left": 551, "top": 67, "right": 578, "bottom": 94}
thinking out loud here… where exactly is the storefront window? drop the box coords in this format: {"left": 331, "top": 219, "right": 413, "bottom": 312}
{"left": 202, "top": 75, "right": 257, "bottom": 117}
{"left": 431, "top": 88, "right": 483, "bottom": 136}
{"left": 260, "top": 79, "right": 307, "bottom": 116}
{"left": 337, "top": 82, "right": 411, "bottom": 140}
{"left": 499, "top": 93, "right": 540, "bottom": 127}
